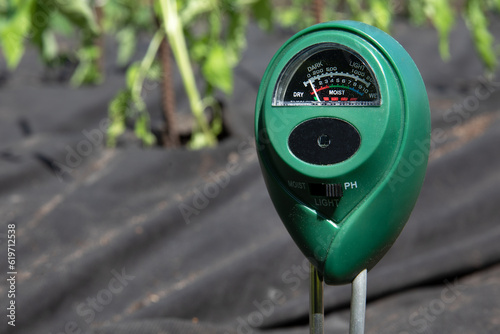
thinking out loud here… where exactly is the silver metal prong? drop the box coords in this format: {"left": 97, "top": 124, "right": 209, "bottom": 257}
{"left": 310, "top": 262, "right": 324, "bottom": 334}
{"left": 349, "top": 269, "right": 367, "bottom": 334}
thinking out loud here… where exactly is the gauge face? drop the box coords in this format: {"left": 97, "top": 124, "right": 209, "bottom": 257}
{"left": 273, "top": 43, "right": 381, "bottom": 106}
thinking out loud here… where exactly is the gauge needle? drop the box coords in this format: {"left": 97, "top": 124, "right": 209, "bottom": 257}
{"left": 309, "top": 79, "right": 321, "bottom": 102}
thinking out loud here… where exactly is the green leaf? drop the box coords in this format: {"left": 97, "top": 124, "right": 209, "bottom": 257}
{"left": 146, "top": 60, "right": 162, "bottom": 81}
{"left": 53, "top": 0, "right": 99, "bottom": 36}
{"left": 251, "top": 0, "right": 272, "bottom": 31}
{"left": 488, "top": 0, "right": 500, "bottom": 11}
{"left": 202, "top": 44, "right": 233, "bottom": 94}
{"left": 277, "top": 7, "right": 300, "bottom": 27}
{"left": 276, "top": 0, "right": 314, "bottom": 28}
{"left": 126, "top": 61, "right": 141, "bottom": 89}
{"left": 0, "top": 0, "right": 33, "bottom": 68}
{"left": 409, "top": 0, "right": 427, "bottom": 25}
{"left": 208, "top": 6, "right": 222, "bottom": 42}
{"left": 189, "top": 37, "right": 209, "bottom": 63}
{"left": 106, "top": 121, "right": 126, "bottom": 148}
{"left": 369, "top": 0, "right": 392, "bottom": 32}
{"left": 424, "top": 0, "right": 455, "bottom": 60}
{"left": 188, "top": 131, "right": 213, "bottom": 150}
{"left": 71, "top": 44, "right": 102, "bottom": 86}
{"left": 41, "top": 30, "right": 58, "bottom": 61}
{"left": 50, "top": 10, "right": 75, "bottom": 36}
{"left": 116, "top": 27, "right": 136, "bottom": 66}
{"left": 206, "top": 98, "right": 223, "bottom": 137}
{"left": 134, "top": 113, "right": 156, "bottom": 147}
{"left": 0, "top": 25, "right": 25, "bottom": 68}
{"left": 464, "top": 0, "right": 497, "bottom": 70}
{"left": 226, "top": 4, "right": 249, "bottom": 65}
{"left": 346, "top": 0, "right": 371, "bottom": 24}
{"left": 30, "top": 0, "right": 53, "bottom": 62}
{"left": 0, "top": 1, "right": 7, "bottom": 12}
{"left": 180, "top": 0, "right": 216, "bottom": 25}
{"left": 103, "top": 0, "right": 130, "bottom": 31}
{"left": 107, "top": 90, "right": 131, "bottom": 147}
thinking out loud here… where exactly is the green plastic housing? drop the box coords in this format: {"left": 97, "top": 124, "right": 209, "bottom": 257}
{"left": 255, "top": 21, "right": 430, "bottom": 285}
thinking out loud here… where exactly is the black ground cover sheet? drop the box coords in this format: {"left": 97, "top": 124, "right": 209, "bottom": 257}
{"left": 1, "top": 20, "right": 500, "bottom": 334}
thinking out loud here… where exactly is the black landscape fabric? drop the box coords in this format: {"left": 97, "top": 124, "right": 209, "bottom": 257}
{"left": 1, "top": 20, "right": 500, "bottom": 334}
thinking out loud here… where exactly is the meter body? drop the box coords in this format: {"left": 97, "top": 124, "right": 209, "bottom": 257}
{"left": 255, "top": 21, "right": 430, "bottom": 285}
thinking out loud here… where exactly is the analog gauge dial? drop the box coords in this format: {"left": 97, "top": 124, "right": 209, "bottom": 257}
{"left": 273, "top": 43, "right": 381, "bottom": 106}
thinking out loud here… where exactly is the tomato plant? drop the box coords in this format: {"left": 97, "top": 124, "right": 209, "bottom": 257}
{"left": 1, "top": 0, "right": 498, "bottom": 149}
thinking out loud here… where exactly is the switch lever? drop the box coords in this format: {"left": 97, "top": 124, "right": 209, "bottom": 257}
{"left": 309, "top": 183, "right": 343, "bottom": 198}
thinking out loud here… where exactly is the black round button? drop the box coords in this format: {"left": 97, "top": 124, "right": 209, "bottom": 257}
{"left": 317, "top": 134, "right": 331, "bottom": 148}
{"left": 288, "top": 117, "right": 360, "bottom": 165}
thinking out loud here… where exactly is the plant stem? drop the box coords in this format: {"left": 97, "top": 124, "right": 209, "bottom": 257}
{"left": 156, "top": 14, "right": 179, "bottom": 147}
{"left": 312, "top": 0, "right": 324, "bottom": 24}
{"left": 158, "top": 0, "right": 217, "bottom": 148}
{"left": 131, "top": 28, "right": 164, "bottom": 104}
{"left": 95, "top": 1, "right": 105, "bottom": 77}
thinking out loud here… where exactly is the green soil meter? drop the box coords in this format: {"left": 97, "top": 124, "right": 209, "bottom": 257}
{"left": 255, "top": 21, "right": 430, "bottom": 333}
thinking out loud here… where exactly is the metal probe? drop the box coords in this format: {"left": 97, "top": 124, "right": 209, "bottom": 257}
{"left": 309, "top": 265, "right": 367, "bottom": 334}
{"left": 349, "top": 269, "right": 367, "bottom": 334}
{"left": 310, "top": 263, "right": 324, "bottom": 334}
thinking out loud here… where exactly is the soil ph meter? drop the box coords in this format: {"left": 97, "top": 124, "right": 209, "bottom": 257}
{"left": 255, "top": 21, "right": 430, "bottom": 334}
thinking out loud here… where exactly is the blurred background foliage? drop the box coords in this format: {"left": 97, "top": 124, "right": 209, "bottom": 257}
{"left": 0, "top": 0, "right": 499, "bottom": 148}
